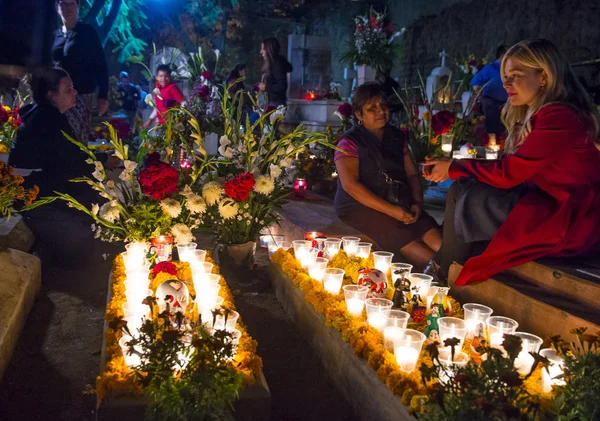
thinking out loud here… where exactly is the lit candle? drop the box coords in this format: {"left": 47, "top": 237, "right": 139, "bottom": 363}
{"left": 346, "top": 298, "right": 364, "bottom": 317}
{"left": 323, "top": 279, "right": 342, "bottom": 295}
{"left": 395, "top": 346, "right": 420, "bottom": 373}
{"left": 514, "top": 350, "right": 535, "bottom": 376}
{"left": 368, "top": 313, "right": 387, "bottom": 333}
{"left": 384, "top": 326, "right": 405, "bottom": 352}
{"left": 308, "top": 266, "right": 325, "bottom": 282}
{"left": 441, "top": 144, "right": 452, "bottom": 153}
{"left": 490, "top": 332, "right": 504, "bottom": 347}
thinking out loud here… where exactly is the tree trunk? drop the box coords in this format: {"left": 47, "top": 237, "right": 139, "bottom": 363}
{"left": 84, "top": 0, "right": 124, "bottom": 46}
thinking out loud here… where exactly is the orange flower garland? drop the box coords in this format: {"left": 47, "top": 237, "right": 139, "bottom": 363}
{"left": 96, "top": 253, "right": 263, "bottom": 402}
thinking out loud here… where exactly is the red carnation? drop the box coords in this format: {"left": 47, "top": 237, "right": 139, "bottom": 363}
{"left": 153, "top": 261, "right": 178, "bottom": 276}
{"left": 202, "top": 71, "right": 213, "bottom": 81}
{"left": 431, "top": 110, "right": 455, "bottom": 135}
{"left": 0, "top": 107, "right": 8, "bottom": 125}
{"left": 337, "top": 102, "right": 352, "bottom": 119}
{"left": 197, "top": 85, "right": 210, "bottom": 99}
{"left": 139, "top": 161, "right": 179, "bottom": 200}
{"left": 224, "top": 172, "right": 255, "bottom": 202}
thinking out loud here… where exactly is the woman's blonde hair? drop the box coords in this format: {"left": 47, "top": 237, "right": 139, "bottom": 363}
{"left": 500, "top": 39, "right": 600, "bottom": 153}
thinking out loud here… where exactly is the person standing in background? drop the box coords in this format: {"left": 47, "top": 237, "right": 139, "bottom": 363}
{"left": 117, "top": 71, "right": 140, "bottom": 131}
{"left": 52, "top": 0, "right": 109, "bottom": 142}
{"left": 143, "top": 65, "right": 185, "bottom": 128}
{"left": 471, "top": 45, "right": 509, "bottom": 137}
{"left": 259, "top": 37, "right": 293, "bottom": 108}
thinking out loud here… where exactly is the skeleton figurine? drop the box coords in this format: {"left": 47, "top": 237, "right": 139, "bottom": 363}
{"left": 411, "top": 285, "right": 427, "bottom": 322}
{"left": 392, "top": 275, "right": 412, "bottom": 310}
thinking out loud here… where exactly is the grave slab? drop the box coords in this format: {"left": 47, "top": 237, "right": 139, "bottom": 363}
{"left": 0, "top": 216, "right": 35, "bottom": 253}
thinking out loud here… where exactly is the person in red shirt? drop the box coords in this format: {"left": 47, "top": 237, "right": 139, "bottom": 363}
{"left": 143, "top": 64, "right": 185, "bottom": 128}
{"left": 423, "top": 39, "right": 600, "bottom": 286}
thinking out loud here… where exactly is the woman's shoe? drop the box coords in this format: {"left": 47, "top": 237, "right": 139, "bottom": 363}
{"left": 423, "top": 260, "right": 448, "bottom": 287}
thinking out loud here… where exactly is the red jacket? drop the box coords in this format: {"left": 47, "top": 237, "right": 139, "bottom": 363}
{"left": 154, "top": 82, "right": 184, "bottom": 124}
{"left": 450, "top": 104, "right": 600, "bottom": 286}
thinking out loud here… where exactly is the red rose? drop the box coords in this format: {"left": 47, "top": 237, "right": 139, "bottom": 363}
{"left": 153, "top": 261, "right": 177, "bottom": 276}
{"left": 431, "top": 110, "right": 455, "bottom": 135}
{"left": 0, "top": 107, "right": 8, "bottom": 125}
{"left": 197, "top": 85, "right": 210, "bottom": 99}
{"left": 337, "top": 102, "right": 352, "bottom": 119}
{"left": 202, "top": 71, "right": 213, "bottom": 81}
{"left": 139, "top": 161, "right": 179, "bottom": 200}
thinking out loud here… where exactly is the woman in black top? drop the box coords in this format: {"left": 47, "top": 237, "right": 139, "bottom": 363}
{"left": 52, "top": 0, "right": 108, "bottom": 142}
{"left": 258, "top": 37, "right": 293, "bottom": 107}
{"left": 334, "top": 82, "right": 441, "bottom": 269}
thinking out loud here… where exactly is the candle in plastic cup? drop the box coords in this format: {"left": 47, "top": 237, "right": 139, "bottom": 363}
{"left": 373, "top": 251, "right": 394, "bottom": 273}
{"left": 343, "top": 284, "right": 369, "bottom": 316}
{"left": 486, "top": 316, "right": 518, "bottom": 348}
{"left": 452, "top": 150, "right": 463, "bottom": 159}
{"left": 268, "top": 240, "right": 292, "bottom": 257}
{"left": 323, "top": 268, "right": 345, "bottom": 294}
{"left": 300, "top": 247, "right": 319, "bottom": 269}
{"left": 308, "top": 257, "right": 329, "bottom": 282}
{"left": 125, "top": 241, "right": 147, "bottom": 264}
{"left": 260, "top": 235, "right": 283, "bottom": 248}
{"left": 394, "top": 329, "right": 426, "bottom": 373}
{"left": 125, "top": 268, "right": 150, "bottom": 285}
{"left": 214, "top": 310, "right": 240, "bottom": 332}
{"left": 408, "top": 273, "right": 433, "bottom": 296}
{"left": 365, "top": 298, "right": 393, "bottom": 332}
{"left": 356, "top": 242, "right": 372, "bottom": 259}
{"left": 195, "top": 279, "right": 221, "bottom": 313}
{"left": 437, "top": 348, "right": 469, "bottom": 384}
{"left": 192, "top": 262, "right": 214, "bottom": 284}
{"left": 438, "top": 317, "right": 468, "bottom": 349}
{"left": 386, "top": 309, "right": 410, "bottom": 328}
{"left": 390, "top": 263, "right": 413, "bottom": 283}
{"left": 125, "top": 289, "right": 153, "bottom": 306}
{"left": 176, "top": 242, "right": 197, "bottom": 263}
{"left": 383, "top": 326, "right": 405, "bottom": 352}
{"left": 513, "top": 332, "right": 543, "bottom": 376}
{"left": 325, "top": 238, "right": 342, "bottom": 258}
{"left": 122, "top": 302, "right": 150, "bottom": 319}
{"left": 463, "top": 303, "right": 493, "bottom": 335}
{"left": 540, "top": 348, "right": 565, "bottom": 393}
{"left": 292, "top": 240, "right": 312, "bottom": 255}
{"left": 341, "top": 236, "right": 360, "bottom": 257}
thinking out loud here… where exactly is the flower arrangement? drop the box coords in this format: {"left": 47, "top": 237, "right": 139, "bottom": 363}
{"left": 454, "top": 54, "right": 488, "bottom": 87}
{"left": 0, "top": 103, "right": 21, "bottom": 153}
{"left": 341, "top": 8, "right": 403, "bottom": 73}
{"left": 0, "top": 161, "right": 39, "bottom": 219}
{"left": 328, "top": 82, "right": 344, "bottom": 101}
{"left": 96, "top": 252, "right": 262, "bottom": 403}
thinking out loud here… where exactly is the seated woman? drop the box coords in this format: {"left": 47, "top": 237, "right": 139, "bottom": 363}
{"left": 334, "top": 82, "right": 442, "bottom": 270}
{"left": 144, "top": 64, "right": 185, "bottom": 128}
{"left": 424, "top": 39, "right": 600, "bottom": 286}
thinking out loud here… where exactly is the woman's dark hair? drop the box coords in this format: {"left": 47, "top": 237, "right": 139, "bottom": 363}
{"left": 227, "top": 63, "right": 247, "bottom": 81}
{"left": 31, "top": 68, "right": 70, "bottom": 105}
{"left": 261, "top": 37, "right": 281, "bottom": 76}
{"left": 56, "top": 0, "right": 80, "bottom": 7}
{"left": 156, "top": 64, "right": 172, "bottom": 75}
{"left": 350, "top": 81, "right": 388, "bottom": 125}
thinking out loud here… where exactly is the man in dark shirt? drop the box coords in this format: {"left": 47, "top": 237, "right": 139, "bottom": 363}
{"left": 117, "top": 71, "right": 140, "bottom": 130}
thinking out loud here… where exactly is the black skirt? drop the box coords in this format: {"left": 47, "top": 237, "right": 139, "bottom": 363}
{"left": 337, "top": 204, "right": 439, "bottom": 251}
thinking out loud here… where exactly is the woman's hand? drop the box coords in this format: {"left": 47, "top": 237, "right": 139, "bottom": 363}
{"left": 410, "top": 203, "right": 422, "bottom": 221}
{"left": 390, "top": 206, "right": 417, "bottom": 224}
{"left": 98, "top": 99, "right": 109, "bottom": 116}
{"left": 422, "top": 158, "right": 453, "bottom": 183}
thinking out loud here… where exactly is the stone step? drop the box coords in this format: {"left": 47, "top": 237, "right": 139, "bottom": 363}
{"left": 0, "top": 216, "right": 35, "bottom": 253}
{"left": 449, "top": 262, "right": 600, "bottom": 344}
{"left": 0, "top": 249, "right": 42, "bottom": 381}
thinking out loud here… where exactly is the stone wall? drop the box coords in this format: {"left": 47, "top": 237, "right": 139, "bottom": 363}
{"left": 399, "top": 0, "right": 600, "bottom": 86}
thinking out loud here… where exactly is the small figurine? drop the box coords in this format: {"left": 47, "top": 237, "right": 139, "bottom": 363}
{"left": 357, "top": 268, "right": 388, "bottom": 298}
{"left": 410, "top": 286, "right": 427, "bottom": 322}
{"left": 424, "top": 304, "right": 443, "bottom": 341}
{"left": 392, "top": 277, "right": 412, "bottom": 310}
{"left": 470, "top": 322, "right": 487, "bottom": 364}
{"left": 430, "top": 287, "right": 452, "bottom": 314}
{"left": 156, "top": 280, "right": 189, "bottom": 314}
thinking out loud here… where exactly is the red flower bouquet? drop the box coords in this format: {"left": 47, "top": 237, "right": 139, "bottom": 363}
{"left": 431, "top": 110, "right": 456, "bottom": 135}
{"left": 152, "top": 261, "right": 178, "bottom": 276}
{"left": 224, "top": 172, "right": 256, "bottom": 202}
{"left": 139, "top": 161, "right": 180, "bottom": 200}
{"left": 337, "top": 102, "right": 352, "bottom": 119}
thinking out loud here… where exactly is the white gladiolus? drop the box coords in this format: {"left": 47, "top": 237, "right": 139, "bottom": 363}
{"left": 124, "top": 160, "right": 137, "bottom": 173}
{"left": 254, "top": 175, "right": 275, "bottom": 195}
{"left": 214, "top": 49, "right": 221, "bottom": 59}
{"left": 91, "top": 203, "right": 99, "bottom": 216}
{"left": 280, "top": 158, "right": 293, "bottom": 168}
{"left": 94, "top": 161, "right": 104, "bottom": 172}
{"left": 218, "top": 199, "right": 239, "bottom": 219}
{"left": 269, "top": 107, "right": 286, "bottom": 124}
{"left": 202, "top": 182, "right": 224, "bottom": 205}
{"left": 269, "top": 164, "right": 282, "bottom": 179}
{"left": 160, "top": 198, "right": 182, "bottom": 218}
{"left": 92, "top": 170, "right": 104, "bottom": 181}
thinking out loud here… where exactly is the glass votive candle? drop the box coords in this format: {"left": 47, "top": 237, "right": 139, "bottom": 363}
{"left": 438, "top": 317, "right": 468, "bottom": 349}
{"left": 343, "top": 284, "right": 369, "bottom": 317}
{"left": 122, "top": 302, "right": 150, "bottom": 319}
{"left": 213, "top": 310, "right": 240, "bottom": 332}
{"left": 325, "top": 238, "right": 342, "bottom": 258}
{"left": 268, "top": 240, "right": 291, "bottom": 257}
{"left": 394, "top": 329, "right": 426, "bottom": 373}
{"left": 365, "top": 298, "right": 393, "bottom": 332}
{"left": 356, "top": 242, "right": 372, "bottom": 259}
{"left": 409, "top": 273, "right": 433, "bottom": 297}
{"left": 323, "top": 268, "right": 345, "bottom": 295}
{"left": 540, "top": 348, "right": 565, "bottom": 393}
{"left": 463, "top": 303, "right": 493, "bottom": 336}
{"left": 437, "top": 348, "right": 469, "bottom": 384}
{"left": 486, "top": 316, "right": 519, "bottom": 348}
{"left": 341, "top": 236, "right": 360, "bottom": 257}
{"left": 485, "top": 148, "right": 499, "bottom": 160}
{"left": 125, "top": 288, "right": 153, "bottom": 306}
{"left": 176, "top": 242, "right": 197, "bottom": 262}
{"left": 308, "top": 257, "right": 329, "bottom": 282}
{"left": 390, "top": 263, "right": 413, "bottom": 283}
{"left": 260, "top": 235, "right": 283, "bottom": 248}
{"left": 513, "top": 332, "right": 543, "bottom": 376}
{"left": 373, "top": 251, "right": 394, "bottom": 274}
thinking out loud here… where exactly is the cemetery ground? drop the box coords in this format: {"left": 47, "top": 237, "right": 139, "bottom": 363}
{"left": 0, "top": 219, "right": 358, "bottom": 421}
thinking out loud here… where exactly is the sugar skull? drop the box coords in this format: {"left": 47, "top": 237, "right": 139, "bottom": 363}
{"left": 357, "top": 268, "right": 388, "bottom": 298}
{"left": 156, "top": 280, "right": 190, "bottom": 314}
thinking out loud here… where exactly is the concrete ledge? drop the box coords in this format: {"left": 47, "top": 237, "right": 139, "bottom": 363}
{"left": 0, "top": 216, "right": 35, "bottom": 253}
{"left": 97, "top": 270, "right": 271, "bottom": 421}
{"left": 268, "top": 262, "right": 412, "bottom": 421}
{"left": 449, "top": 263, "right": 600, "bottom": 344}
{"left": 0, "top": 249, "right": 42, "bottom": 380}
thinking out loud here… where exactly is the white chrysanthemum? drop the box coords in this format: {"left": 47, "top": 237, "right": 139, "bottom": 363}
{"left": 187, "top": 194, "right": 207, "bottom": 214}
{"left": 269, "top": 164, "right": 282, "bottom": 179}
{"left": 171, "top": 223, "right": 194, "bottom": 244}
{"left": 254, "top": 175, "right": 275, "bottom": 195}
{"left": 91, "top": 203, "right": 99, "bottom": 216}
{"left": 218, "top": 199, "right": 239, "bottom": 219}
{"left": 99, "top": 201, "right": 120, "bottom": 223}
{"left": 160, "top": 198, "right": 182, "bottom": 218}
{"left": 202, "top": 182, "right": 224, "bottom": 206}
